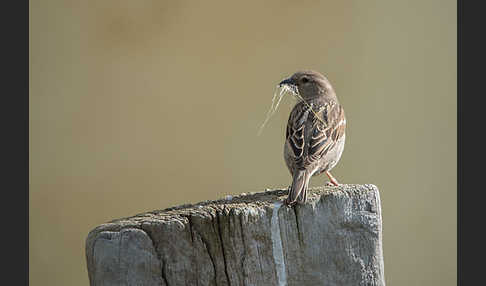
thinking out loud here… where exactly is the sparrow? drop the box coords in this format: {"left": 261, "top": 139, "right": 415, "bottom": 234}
{"left": 279, "top": 70, "right": 346, "bottom": 206}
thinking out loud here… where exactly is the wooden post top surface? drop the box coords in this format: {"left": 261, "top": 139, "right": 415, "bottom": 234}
{"left": 86, "top": 184, "right": 385, "bottom": 286}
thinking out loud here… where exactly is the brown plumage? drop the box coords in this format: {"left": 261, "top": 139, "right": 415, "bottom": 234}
{"left": 280, "top": 70, "right": 346, "bottom": 206}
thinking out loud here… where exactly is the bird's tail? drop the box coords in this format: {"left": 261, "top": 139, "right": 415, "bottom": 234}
{"left": 285, "top": 169, "right": 311, "bottom": 205}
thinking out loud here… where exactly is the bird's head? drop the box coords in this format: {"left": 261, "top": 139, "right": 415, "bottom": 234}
{"left": 279, "top": 70, "right": 335, "bottom": 101}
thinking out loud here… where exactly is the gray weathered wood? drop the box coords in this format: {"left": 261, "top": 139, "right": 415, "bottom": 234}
{"left": 86, "top": 184, "right": 385, "bottom": 286}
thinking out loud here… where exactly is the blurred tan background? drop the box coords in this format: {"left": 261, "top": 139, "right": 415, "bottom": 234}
{"left": 30, "top": 0, "right": 456, "bottom": 285}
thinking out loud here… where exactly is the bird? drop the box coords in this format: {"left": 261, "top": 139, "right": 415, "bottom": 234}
{"left": 279, "top": 70, "right": 346, "bottom": 206}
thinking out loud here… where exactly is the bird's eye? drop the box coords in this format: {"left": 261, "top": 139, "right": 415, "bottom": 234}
{"left": 301, "top": 77, "right": 309, "bottom": 84}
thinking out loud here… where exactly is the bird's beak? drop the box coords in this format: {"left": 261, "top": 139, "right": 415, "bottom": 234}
{"left": 278, "top": 77, "right": 299, "bottom": 95}
{"left": 279, "top": 77, "right": 295, "bottom": 87}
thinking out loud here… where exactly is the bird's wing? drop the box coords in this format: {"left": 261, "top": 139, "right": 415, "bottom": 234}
{"left": 286, "top": 102, "right": 310, "bottom": 161}
{"left": 286, "top": 101, "right": 346, "bottom": 169}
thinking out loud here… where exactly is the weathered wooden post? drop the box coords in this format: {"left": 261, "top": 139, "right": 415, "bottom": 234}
{"left": 86, "top": 184, "right": 385, "bottom": 286}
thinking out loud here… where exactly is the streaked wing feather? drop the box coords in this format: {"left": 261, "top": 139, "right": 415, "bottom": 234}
{"left": 286, "top": 104, "right": 309, "bottom": 160}
{"left": 286, "top": 101, "right": 346, "bottom": 169}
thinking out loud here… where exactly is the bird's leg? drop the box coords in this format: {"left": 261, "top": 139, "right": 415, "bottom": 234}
{"left": 284, "top": 186, "right": 294, "bottom": 206}
{"left": 325, "top": 171, "right": 339, "bottom": 186}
